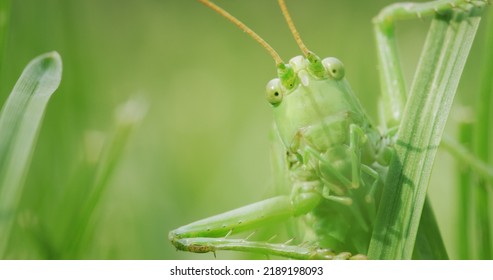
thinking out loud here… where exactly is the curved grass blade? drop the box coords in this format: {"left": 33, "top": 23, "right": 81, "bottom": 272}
{"left": 0, "top": 52, "right": 62, "bottom": 257}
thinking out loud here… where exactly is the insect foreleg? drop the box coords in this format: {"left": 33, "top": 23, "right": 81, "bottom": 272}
{"left": 169, "top": 194, "right": 324, "bottom": 258}
{"left": 349, "top": 124, "right": 368, "bottom": 190}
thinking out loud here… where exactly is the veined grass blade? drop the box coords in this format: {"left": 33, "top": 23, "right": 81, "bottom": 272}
{"left": 473, "top": 4, "right": 493, "bottom": 259}
{"left": 368, "top": 8, "right": 483, "bottom": 259}
{"left": 0, "top": 52, "right": 62, "bottom": 257}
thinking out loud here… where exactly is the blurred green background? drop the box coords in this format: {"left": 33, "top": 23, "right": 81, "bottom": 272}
{"left": 1, "top": 0, "right": 491, "bottom": 259}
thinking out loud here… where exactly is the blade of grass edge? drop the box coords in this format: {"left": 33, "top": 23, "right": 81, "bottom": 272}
{"left": 368, "top": 9, "right": 483, "bottom": 259}
{"left": 0, "top": 52, "right": 62, "bottom": 258}
{"left": 412, "top": 197, "right": 449, "bottom": 259}
{"left": 474, "top": 4, "right": 493, "bottom": 259}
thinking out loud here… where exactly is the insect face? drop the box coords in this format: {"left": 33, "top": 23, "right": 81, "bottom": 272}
{"left": 266, "top": 55, "right": 369, "bottom": 152}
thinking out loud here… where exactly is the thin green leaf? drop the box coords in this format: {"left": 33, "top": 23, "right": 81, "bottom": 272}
{"left": 368, "top": 9, "right": 483, "bottom": 259}
{"left": 65, "top": 97, "right": 147, "bottom": 258}
{"left": 0, "top": 52, "right": 62, "bottom": 257}
{"left": 0, "top": 0, "right": 11, "bottom": 68}
{"left": 441, "top": 135, "right": 493, "bottom": 186}
{"left": 412, "top": 198, "right": 448, "bottom": 259}
{"left": 473, "top": 4, "right": 493, "bottom": 259}
{"left": 457, "top": 121, "right": 473, "bottom": 259}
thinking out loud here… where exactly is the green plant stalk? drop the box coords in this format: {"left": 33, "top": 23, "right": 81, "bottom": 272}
{"left": 474, "top": 5, "right": 493, "bottom": 260}
{"left": 0, "top": 0, "right": 11, "bottom": 68}
{"left": 457, "top": 122, "right": 473, "bottom": 259}
{"left": 368, "top": 10, "right": 483, "bottom": 259}
{"left": 441, "top": 135, "right": 493, "bottom": 186}
{"left": 0, "top": 52, "right": 62, "bottom": 257}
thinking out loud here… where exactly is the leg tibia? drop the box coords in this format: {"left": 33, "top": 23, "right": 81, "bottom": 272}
{"left": 173, "top": 237, "right": 367, "bottom": 260}
{"left": 169, "top": 194, "right": 321, "bottom": 252}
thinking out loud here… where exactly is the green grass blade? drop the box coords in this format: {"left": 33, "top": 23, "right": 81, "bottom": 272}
{"left": 441, "top": 135, "right": 493, "bottom": 186}
{"left": 0, "top": 52, "right": 62, "bottom": 257}
{"left": 473, "top": 5, "right": 493, "bottom": 259}
{"left": 65, "top": 98, "right": 147, "bottom": 258}
{"left": 456, "top": 122, "right": 473, "bottom": 259}
{"left": 412, "top": 197, "right": 448, "bottom": 259}
{"left": 368, "top": 10, "right": 483, "bottom": 259}
{"left": 0, "top": 0, "right": 11, "bottom": 67}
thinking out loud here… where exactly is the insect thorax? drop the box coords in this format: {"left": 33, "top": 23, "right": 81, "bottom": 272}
{"left": 268, "top": 55, "right": 386, "bottom": 253}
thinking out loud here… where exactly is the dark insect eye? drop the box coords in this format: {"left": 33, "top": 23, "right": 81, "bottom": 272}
{"left": 266, "top": 79, "right": 283, "bottom": 106}
{"left": 322, "top": 57, "right": 345, "bottom": 80}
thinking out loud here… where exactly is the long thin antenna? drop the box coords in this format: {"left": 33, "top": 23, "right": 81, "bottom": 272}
{"left": 278, "top": 0, "right": 309, "bottom": 56}
{"left": 199, "top": 0, "right": 284, "bottom": 65}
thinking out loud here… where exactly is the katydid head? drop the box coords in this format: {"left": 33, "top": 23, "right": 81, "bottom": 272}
{"left": 266, "top": 55, "right": 363, "bottom": 149}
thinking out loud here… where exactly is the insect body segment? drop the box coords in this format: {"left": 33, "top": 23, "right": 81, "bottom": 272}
{"left": 268, "top": 54, "right": 386, "bottom": 252}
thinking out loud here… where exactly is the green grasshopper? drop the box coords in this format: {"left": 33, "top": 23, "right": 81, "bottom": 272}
{"left": 169, "top": 0, "right": 487, "bottom": 259}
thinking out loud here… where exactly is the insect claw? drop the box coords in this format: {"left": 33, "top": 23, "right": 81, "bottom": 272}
{"left": 213, "top": 251, "right": 217, "bottom": 258}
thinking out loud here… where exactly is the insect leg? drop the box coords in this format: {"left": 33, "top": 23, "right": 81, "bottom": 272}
{"left": 360, "top": 164, "right": 381, "bottom": 221}
{"left": 169, "top": 194, "right": 327, "bottom": 258}
{"left": 348, "top": 124, "right": 368, "bottom": 189}
{"left": 173, "top": 237, "right": 364, "bottom": 260}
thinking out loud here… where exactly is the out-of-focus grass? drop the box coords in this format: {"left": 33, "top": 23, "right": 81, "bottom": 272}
{"left": 0, "top": 0, "right": 491, "bottom": 259}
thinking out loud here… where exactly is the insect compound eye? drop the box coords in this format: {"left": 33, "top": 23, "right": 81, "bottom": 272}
{"left": 322, "top": 57, "right": 345, "bottom": 80}
{"left": 265, "top": 78, "right": 283, "bottom": 106}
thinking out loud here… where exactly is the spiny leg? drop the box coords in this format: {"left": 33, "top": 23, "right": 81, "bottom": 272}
{"left": 373, "top": 0, "right": 487, "bottom": 129}
{"left": 169, "top": 193, "right": 349, "bottom": 259}
{"left": 175, "top": 237, "right": 365, "bottom": 260}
